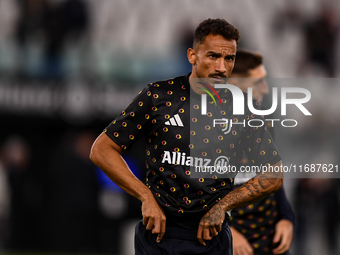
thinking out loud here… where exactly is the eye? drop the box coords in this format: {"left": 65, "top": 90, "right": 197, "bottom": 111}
{"left": 255, "top": 79, "right": 264, "bottom": 85}
{"left": 209, "top": 54, "right": 218, "bottom": 59}
{"left": 226, "top": 56, "right": 235, "bottom": 61}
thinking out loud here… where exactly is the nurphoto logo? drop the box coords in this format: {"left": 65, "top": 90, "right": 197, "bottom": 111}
{"left": 200, "top": 83, "right": 312, "bottom": 134}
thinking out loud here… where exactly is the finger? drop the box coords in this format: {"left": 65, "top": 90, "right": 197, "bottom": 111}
{"left": 146, "top": 217, "right": 154, "bottom": 231}
{"left": 236, "top": 242, "right": 253, "bottom": 255}
{"left": 272, "top": 231, "right": 287, "bottom": 254}
{"left": 209, "top": 227, "right": 218, "bottom": 237}
{"left": 234, "top": 247, "right": 243, "bottom": 255}
{"left": 156, "top": 217, "right": 166, "bottom": 243}
{"left": 245, "top": 245, "right": 254, "bottom": 255}
{"left": 143, "top": 215, "right": 149, "bottom": 226}
{"left": 235, "top": 247, "right": 247, "bottom": 255}
{"left": 216, "top": 223, "right": 222, "bottom": 233}
{"left": 152, "top": 218, "right": 160, "bottom": 234}
{"left": 272, "top": 243, "right": 288, "bottom": 254}
{"left": 272, "top": 229, "right": 282, "bottom": 243}
{"left": 197, "top": 226, "right": 206, "bottom": 246}
{"left": 240, "top": 248, "right": 248, "bottom": 255}
{"left": 281, "top": 230, "right": 293, "bottom": 247}
{"left": 272, "top": 237, "right": 289, "bottom": 254}
{"left": 203, "top": 228, "right": 213, "bottom": 240}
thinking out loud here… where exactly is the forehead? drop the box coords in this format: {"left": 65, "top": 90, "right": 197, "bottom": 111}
{"left": 197, "top": 34, "right": 237, "bottom": 54}
{"left": 248, "top": 64, "right": 267, "bottom": 79}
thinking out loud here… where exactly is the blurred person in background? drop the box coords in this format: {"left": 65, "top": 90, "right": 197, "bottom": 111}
{"left": 0, "top": 144, "right": 11, "bottom": 250}
{"left": 300, "top": 6, "right": 339, "bottom": 77}
{"left": 43, "top": 130, "right": 100, "bottom": 253}
{"left": 294, "top": 179, "right": 340, "bottom": 255}
{"left": 2, "top": 135, "right": 42, "bottom": 251}
{"left": 15, "top": 0, "right": 48, "bottom": 78}
{"left": 294, "top": 6, "right": 340, "bottom": 250}
{"left": 90, "top": 18, "right": 283, "bottom": 255}
{"left": 15, "top": 0, "right": 89, "bottom": 79}
{"left": 228, "top": 49, "right": 294, "bottom": 255}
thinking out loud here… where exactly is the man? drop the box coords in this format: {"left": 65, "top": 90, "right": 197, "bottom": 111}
{"left": 90, "top": 19, "right": 283, "bottom": 255}
{"left": 228, "top": 49, "right": 294, "bottom": 255}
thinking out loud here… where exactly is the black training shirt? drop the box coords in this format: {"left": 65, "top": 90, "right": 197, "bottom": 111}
{"left": 105, "top": 73, "right": 281, "bottom": 230}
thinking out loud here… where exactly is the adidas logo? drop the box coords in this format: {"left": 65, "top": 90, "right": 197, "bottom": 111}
{"left": 165, "top": 114, "right": 184, "bottom": 127}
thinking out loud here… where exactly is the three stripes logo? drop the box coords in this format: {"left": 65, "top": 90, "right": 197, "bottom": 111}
{"left": 165, "top": 114, "right": 184, "bottom": 127}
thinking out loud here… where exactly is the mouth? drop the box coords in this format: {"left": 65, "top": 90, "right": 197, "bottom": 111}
{"left": 211, "top": 77, "right": 227, "bottom": 84}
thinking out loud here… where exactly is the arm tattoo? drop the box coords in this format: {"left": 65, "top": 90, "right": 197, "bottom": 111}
{"left": 200, "top": 204, "right": 225, "bottom": 227}
{"left": 217, "top": 161, "right": 283, "bottom": 212}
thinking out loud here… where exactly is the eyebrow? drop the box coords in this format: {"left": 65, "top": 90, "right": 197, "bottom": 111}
{"left": 254, "top": 78, "right": 264, "bottom": 84}
{"left": 207, "top": 51, "right": 236, "bottom": 58}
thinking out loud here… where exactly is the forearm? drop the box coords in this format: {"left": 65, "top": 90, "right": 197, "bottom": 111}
{"left": 90, "top": 133, "right": 153, "bottom": 202}
{"left": 219, "top": 161, "right": 283, "bottom": 212}
{"left": 91, "top": 133, "right": 167, "bottom": 242}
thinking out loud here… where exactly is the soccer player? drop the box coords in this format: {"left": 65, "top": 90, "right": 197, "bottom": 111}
{"left": 228, "top": 49, "right": 294, "bottom": 255}
{"left": 90, "top": 19, "right": 283, "bottom": 255}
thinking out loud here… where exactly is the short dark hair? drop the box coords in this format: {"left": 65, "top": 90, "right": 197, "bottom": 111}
{"left": 193, "top": 18, "right": 240, "bottom": 48}
{"left": 232, "top": 49, "right": 263, "bottom": 75}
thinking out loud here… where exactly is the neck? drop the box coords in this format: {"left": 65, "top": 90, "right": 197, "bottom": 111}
{"left": 189, "top": 73, "right": 222, "bottom": 95}
{"left": 189, "top": 73, "right": 208, "bottom": 95}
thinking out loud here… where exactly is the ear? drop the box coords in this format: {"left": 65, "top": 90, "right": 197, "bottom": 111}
{"left": 187, "top": 48, "right": 196, "bottom": 65}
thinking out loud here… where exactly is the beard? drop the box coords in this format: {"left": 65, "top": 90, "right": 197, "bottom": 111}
{"left": 195, "top": 66, "right": 228, "bottom": 86}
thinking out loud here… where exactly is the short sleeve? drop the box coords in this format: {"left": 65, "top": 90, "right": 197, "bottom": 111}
{"left": 104, "top": 85, "right": 153, "bottom": 150}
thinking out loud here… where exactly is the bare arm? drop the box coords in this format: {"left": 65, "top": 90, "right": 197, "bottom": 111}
{"left": 90, "top": 132, "right": 166, "bottom": 242}
{"left": 197, "top": 161, "right": 283, "bottom": 246}
{"left": 219, "top": 160, "right": 283, "bottom": 210}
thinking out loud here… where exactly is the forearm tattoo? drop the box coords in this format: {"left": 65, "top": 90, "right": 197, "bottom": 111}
{"left": 217, "top": 161, "right": 283, "bottom": 212}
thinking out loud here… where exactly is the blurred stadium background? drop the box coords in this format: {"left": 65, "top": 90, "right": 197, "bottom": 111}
{"left": 0, "top": 0, "right": 339, "bottom": 254}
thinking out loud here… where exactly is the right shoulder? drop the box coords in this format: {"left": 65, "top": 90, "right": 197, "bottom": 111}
{"left": 146, "top": 75, "right": 188, "bottom": 92}
{"left": 132, "top": 74, "right": 188, "bottom": 102}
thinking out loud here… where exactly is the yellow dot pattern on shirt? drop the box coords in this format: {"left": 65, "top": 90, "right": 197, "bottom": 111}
{"left": 108, "top": 77, "right": 280, "bottom": 217}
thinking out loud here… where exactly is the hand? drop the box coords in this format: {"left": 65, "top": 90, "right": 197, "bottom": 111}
{"left": 197, "top": 204, "right": 225, "bottom": 246}
{"left": 141, "top": 195, "right": 166, "bottom": 243}
{"left": 272, "top": 219, "right": 293, "bottom": 254}
{"left": 230, "top": 227, "right": 254, "bottom": 255}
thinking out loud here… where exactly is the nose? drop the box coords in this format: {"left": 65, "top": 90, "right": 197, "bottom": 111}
{"left": 259, "top": 80, "right": 269, "bottom": 96}
{"left": 215, "top": 59, "right": 226, "bottom": 74}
